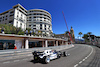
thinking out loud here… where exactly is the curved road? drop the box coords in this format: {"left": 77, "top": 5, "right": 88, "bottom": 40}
{"left": 0, "top": 44, "right": 94, "bottom": 67}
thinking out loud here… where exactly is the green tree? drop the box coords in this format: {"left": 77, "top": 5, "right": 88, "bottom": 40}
{"left": 78, "top": 32, "right": 82, "bottom": 39}
{"left": 65, "top": 31, "right": 69, "bottom": 34}
{"left": 82, "top": 34, "right": 89, "bottom": 42}
{"left": 0, "top": 24, "right": 24, "bottom": 35}
{"left": 38, "top": 30, "right": 42, "bottom": 36}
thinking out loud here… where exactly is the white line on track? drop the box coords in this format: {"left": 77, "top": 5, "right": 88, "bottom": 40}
{"left": 14, "top": 60, "right": 20, "bottom": 62}
{"left": 3, "top": 61, "right": 10, "bottom": 64}
{"left": 85, "top": 57, "right": 87, "bottom": 59}
{"left": 22, "top": 59, "right": 28, "bottom": 60}
{"left": 74, "top": 64, "right": 78, "bottom": 67}
{"left": 82, "top": 59, "right": 85, "bottom": 61}
{"left": 74, "top": 46, "right": 93, "bottom": 67}
{"left": 79, "top": 61, "right": 82, "bottom": 64}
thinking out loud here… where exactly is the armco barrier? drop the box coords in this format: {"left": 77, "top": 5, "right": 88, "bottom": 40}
{"left": 0, "top": 44, "right": 74, "bottom": 61}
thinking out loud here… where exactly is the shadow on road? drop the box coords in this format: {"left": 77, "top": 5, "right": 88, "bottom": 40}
{"left": 30, "top": 60, "right": 38, "bottom": 64}
{"left": 30, "top": 60, "right": 48, "bottom": 64}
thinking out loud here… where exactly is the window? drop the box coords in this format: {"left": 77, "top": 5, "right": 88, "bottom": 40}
{"left": 17, "top": 15, "right": 18, "bottom": 17}
{"left": 10, "top": 14, "right": 14, "bottom": 17}
{"left": 5, "top": 18, "right": 7, "bottom": 20}
{"left": 29, "top": 17, "right": 31, "bottom": 18}
{"left": 45, "top": 25, "right": 46, "bottom": 27}
{"left": 29, "top": 14, "right": 32, "bottom": 15}
{"left": 34, "top": 17, "right": 36, "bottom": 18}
{"left": 44, "top": 15, "right": 46, "bottom": 16}
{"left": 9, "top": 21, "right": 13, "bottom": 24}
{"left": 33, "top": 28, "right": 36, "bottom": 29}
{"left": 47, "top": 51, "right": 48, "bottom": 53}
{"left": 40, "top": 17, "right": 42, "bottom": 18}
{"left": 29, "top": 25, "right": 31, "bottom": 27}
{"left": 40, "top": 27, "right": 42, "bottom": 30}
{"left": 45, "top": 28, "right": 46, "bottom": 30}
{"left": 33, "top": 25, "right": 36, "bottom": 26}
{"left": 34, "top": 13, "right": 36, "bottom": 15}
{"left": 40, "top": 24, "right": 42, "bottom": 26}
{"left": 44, "top": 18, "right": 46, "bottom": 21}
{"left": 20, "top": 23, "right": 22, "bottom": 27}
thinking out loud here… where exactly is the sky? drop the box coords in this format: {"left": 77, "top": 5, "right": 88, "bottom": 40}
{"left": 0, "top": 0, "right": 100, "bottom": 38}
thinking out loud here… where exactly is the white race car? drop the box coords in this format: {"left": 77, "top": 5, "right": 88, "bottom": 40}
{"left": 32, "top": 49, "right": 69, "bottom": 64}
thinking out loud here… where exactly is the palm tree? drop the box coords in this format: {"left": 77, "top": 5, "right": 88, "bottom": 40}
{"left": 78, "top": 32, "right": 82, "bottom": 39}
{"left": 65, "top": 31, "right": 69, "bottom": 34}
{"left": 87, "top": 32, "right": 92, "bottom": 43}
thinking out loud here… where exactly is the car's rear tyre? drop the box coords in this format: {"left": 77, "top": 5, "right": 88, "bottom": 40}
{"left": 34, "top": 56, "right": 38, "bottom": 61}
{"left": 44, "top": 56, "right": 50, "bottom": 64}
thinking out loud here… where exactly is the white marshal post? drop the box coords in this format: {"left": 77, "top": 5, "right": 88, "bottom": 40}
{"left": 45, "top": 40, "right": 48, "bottom": 47}
{"left": 25, "top": 38, "right": 29, "bottom": 49}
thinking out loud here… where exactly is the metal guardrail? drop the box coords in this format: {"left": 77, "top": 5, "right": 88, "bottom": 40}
{"left": 0, "top": 44, "right": 73, "bottom": 57}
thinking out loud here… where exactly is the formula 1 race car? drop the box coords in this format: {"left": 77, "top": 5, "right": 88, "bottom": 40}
{"left": 32, "top": 49, "right": 70, "bottom": 64}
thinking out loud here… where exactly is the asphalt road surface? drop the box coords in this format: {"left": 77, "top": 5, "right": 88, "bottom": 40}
{"left": 0, "top": 44, "right": 95, "bottom": 67}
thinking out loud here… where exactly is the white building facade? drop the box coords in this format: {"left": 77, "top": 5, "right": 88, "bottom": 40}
{"left": 27, "top": 9, "right": 52, "bottom": 36}
{"left": 0, "top": 4, "right": 53, "bottom": 36}
{"left": 0, "top": 4, "right": 27, "bottom": 30}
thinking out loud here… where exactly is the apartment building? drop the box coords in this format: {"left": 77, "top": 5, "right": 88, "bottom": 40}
{"left": 0, "top": 4, "right": 53, "bottom": 36}
{"left": 0, "top": 4, "right": 27, "bottom": 30}
{"left": 27, "top": 9, "right": 52, "bottom": 36}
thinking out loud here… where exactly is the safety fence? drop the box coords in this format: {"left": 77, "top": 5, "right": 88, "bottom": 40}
{"left": 0, "top": 44, "right": 74, "bottom": 61}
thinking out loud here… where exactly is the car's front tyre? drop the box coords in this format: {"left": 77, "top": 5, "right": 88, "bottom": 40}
{"left": 63, "top": 51, "right": 68, "bottom": 57}
{"left": 57, "top": 54, "right": 61, "bottom": 58}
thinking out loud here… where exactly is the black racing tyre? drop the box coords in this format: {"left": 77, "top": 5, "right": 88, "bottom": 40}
{"left": 57, "top": 51, "right": 62, "bottom": 58}
{"left": 34, "top": 56, "right": 38, "bottom": 61}
{"left": 57, "top": 54, "right": 61, "bottom": 58}
{"left": 63, "top": 51, "right": 68, "bottom": 57}
{"left": 44, "top": 56, "right": 50, "bottom": 64}
{"left": 32, "top": 51, "right": 37, "bottom": 55}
